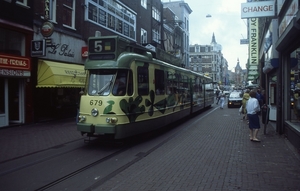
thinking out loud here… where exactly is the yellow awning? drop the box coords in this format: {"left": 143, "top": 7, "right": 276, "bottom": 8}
{"left": 37, "top": 60, "right": 86, "bottom": 88}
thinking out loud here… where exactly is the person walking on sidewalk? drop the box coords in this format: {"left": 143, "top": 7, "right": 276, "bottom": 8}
{"left": 242, "top": 89, "right": 250, "bottom": 120}
{"left": 246, "top": 90, "right": 261, "bottom": 142}
{"left": 219, "top": 91, "right": 225, "bottom": 109}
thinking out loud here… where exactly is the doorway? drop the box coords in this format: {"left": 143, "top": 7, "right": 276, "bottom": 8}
{"left": 8, "top": 78, "right": 25, "bottom": 124}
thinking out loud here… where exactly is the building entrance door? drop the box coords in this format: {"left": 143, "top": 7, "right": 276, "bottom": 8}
{"left": 0, "top": 78, "right": 8, "bottom": 127}
{"left": 8, "top": 79, "right": 24, "bottom": 124}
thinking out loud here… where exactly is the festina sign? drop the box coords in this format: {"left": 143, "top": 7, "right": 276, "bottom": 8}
{"left": 241, "top": 1, "right": 275, "bottom": 19}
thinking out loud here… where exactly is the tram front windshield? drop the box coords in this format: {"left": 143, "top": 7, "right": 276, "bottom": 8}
{"left": 88, "top": 69, "right": 128, "bottom": 96}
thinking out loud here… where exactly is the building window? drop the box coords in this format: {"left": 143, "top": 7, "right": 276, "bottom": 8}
{"left": 152, "top": 6, "right": 160, "bottom": 22}
{"left": 152, "top": 29, "right": 160, "bottom": 43}
{"left": 0, "top": 28, "right": 25, "bottom": 56}
{"left": 16, "top": 0, "right": 28, "bottom": 7}
{"left": 39, "top": 0, "right": 56, "bottom": 21}
{"left": 62, "top": 0, "right": 75, "bottom": 29}
{"left": 141, "top": 28, "right": 147, "bottom": 44}
{"left": 87, "top": 0, "right": 136, "bottom": 41}
{"left": 141, "top": 0, "right": 147, "bottom": 9}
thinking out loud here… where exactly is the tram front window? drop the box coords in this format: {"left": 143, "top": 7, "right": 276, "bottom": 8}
{"left": 88, "top": 70, "right": 128, "bottom": 96}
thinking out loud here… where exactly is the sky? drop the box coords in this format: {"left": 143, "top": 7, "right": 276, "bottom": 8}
{"left": 161, "top": 0, "right": 249, "bottom": 71}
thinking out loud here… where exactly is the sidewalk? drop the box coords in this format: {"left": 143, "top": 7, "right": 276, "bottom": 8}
{"left": 97, "top": 105, "right": 300, "bottom": 190}
{"left": 0, "top": 105, "right": 300, "bottom": 190}
{"left": 0, "top": 118, "right": 83, "bottom": 163}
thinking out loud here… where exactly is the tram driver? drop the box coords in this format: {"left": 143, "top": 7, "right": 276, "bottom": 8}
{"left": 112, "top": 76, "right": 126, "bottom": 96}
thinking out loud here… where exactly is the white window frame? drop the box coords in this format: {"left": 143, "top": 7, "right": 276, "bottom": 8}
{"left": 63, "top": 0, "right": 76, "bottom": 29}
{"left": 86, "top": 0, "right": 137, "bottom": 41}
{"left": 152, "top": 6, "right": 160, "bottom": 22}
{"left": 16, "top": 0, "right": 30, "bottom": 8}
{"left": 40, "top": 0, "right": 57, "bottom": 23}
{"left": 141, "top": 0, "right": 147, "bottom": 9}
{"left": 152, "top": 29, "right": 160, "bottom": 44}
{"left": 141, "top": 28, "right": 147, "bottom": 44}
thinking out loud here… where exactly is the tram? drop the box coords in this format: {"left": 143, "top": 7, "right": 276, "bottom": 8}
{"left": 77, "top": 35, "right": 214, "bottom": 139}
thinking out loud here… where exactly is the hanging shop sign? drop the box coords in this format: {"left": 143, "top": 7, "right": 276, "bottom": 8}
{"left": 241, "top": 1, "right": 275, "bottom": 19}
{"left": 0, "top": 54, "right": 30, "bottom": 70}
{"left": 248, "top": 18, "right": 259, "bottom": 81}
{"left": 31, "top": 40, "right": 46, "bottom": 57}
{"left": 41, "top": 21, "right": 54, "bottom": 37}
{"left": 81, "top": 46, "right": 88, "bottom": 58}
{"left": 0, "top": 69, "right": 31, "bottom": 77}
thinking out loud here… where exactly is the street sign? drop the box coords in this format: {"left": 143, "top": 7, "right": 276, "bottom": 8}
{"left": 240, "top": 39, "right": 249, "bottom": 44}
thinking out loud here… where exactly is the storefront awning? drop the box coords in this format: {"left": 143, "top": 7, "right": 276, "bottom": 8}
{"left": 37, "top": 60, "right": 86, "bottom": 88}
{"left": 263, "top": 58, "right": 279, "bottom": 74}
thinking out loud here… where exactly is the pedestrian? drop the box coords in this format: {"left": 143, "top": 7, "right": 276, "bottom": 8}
{"left": 216, "top": 89, "right": 220, "bottom": 100}
{"left": 219, "top": 90, "right": 225, "bottom": 109}
{"left": 246, "top": 90, "right": 261, "bottom": 142}
{"left": 256, "top": 88, "right": 263, "bottom": 108}
{"left": 215, "top": 89, "right": 220, "bottom": 104}
{"left": 242, "top": 89, "right": 250, "bottom": 120}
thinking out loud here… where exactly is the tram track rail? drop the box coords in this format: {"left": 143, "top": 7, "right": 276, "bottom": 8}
{"left": 34, "top": 120, "right": 188, "bottom": 191}
{"left": 0, "top": 108, "right": 214, "bottom": 191}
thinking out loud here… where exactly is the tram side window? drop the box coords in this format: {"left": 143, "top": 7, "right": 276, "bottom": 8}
{"left": 137, "top": 66, "right": 149, "bottom": 95}
{"left": 127, "top": 70, "right": 133, "bottom": 96}
{"left": 166, "top": 71, "right": 176, "bottom": 95}
{"left": 155, "top": 69, "right": 165, "bottom": 95}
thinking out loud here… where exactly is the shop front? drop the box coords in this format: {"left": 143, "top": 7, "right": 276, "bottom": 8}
{"left": 32, "top": 29, "right": 87, "bottom": 121}
{"left": 34, "top": 60, "right": 86, "bottom": 121}
{"left": 0, "top": 22, "right": 33, "bottom": 128}
{"left": 0, "top": 59, "right": 31, "bottom": 127}
{"left": 275, "top": 1, "right": 300, "bottom": 149}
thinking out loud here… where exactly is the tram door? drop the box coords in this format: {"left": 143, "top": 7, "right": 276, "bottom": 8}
{"left": 8, "top": 79, "right": 24, "bottom": 124}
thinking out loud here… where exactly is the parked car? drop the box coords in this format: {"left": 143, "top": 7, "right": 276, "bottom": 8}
{"left": 228, "top": 92, "right": 243, "bottom": 108}
{"left": 223, "top": 90, "right": 231, "bottom": 96}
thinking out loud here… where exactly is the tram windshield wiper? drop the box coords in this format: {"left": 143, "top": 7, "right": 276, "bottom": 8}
{"left": 98, "top": 80, "right": 113, "bottom": 96}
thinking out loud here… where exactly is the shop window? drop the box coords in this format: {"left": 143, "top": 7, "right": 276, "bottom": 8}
{"left": 290, "top": 50, "right": 300, "bottom": 123}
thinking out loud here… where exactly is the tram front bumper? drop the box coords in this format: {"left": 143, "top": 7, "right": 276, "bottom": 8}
{"left": 77, "top": 123, "right": 116, "bottom": 135}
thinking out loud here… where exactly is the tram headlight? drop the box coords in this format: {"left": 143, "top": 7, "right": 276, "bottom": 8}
{"left": 91, "top": 108, "right": 99, "bottom": 117}
{"left": 78, "top": 115, "right": 86, "bottom": 122}
{"left": 106, "top": 117, "right": 118, "bottom": 124}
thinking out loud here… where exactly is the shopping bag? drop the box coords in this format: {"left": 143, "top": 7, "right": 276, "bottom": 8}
{"left": 239, "top": 106, "right": 243, "bottom": 115}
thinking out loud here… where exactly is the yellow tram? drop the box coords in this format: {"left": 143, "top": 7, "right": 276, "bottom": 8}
{"left": 77, "top": 36, "right": 214, "bottom": 139}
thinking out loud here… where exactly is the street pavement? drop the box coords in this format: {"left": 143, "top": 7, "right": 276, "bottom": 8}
{"left": 0, "top": 102, "right": 300, "bottom": 191}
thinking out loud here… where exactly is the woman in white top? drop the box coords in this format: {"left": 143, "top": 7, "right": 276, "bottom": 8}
{"left": 246, "top": 90, "right": 261, "bottom": 142}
